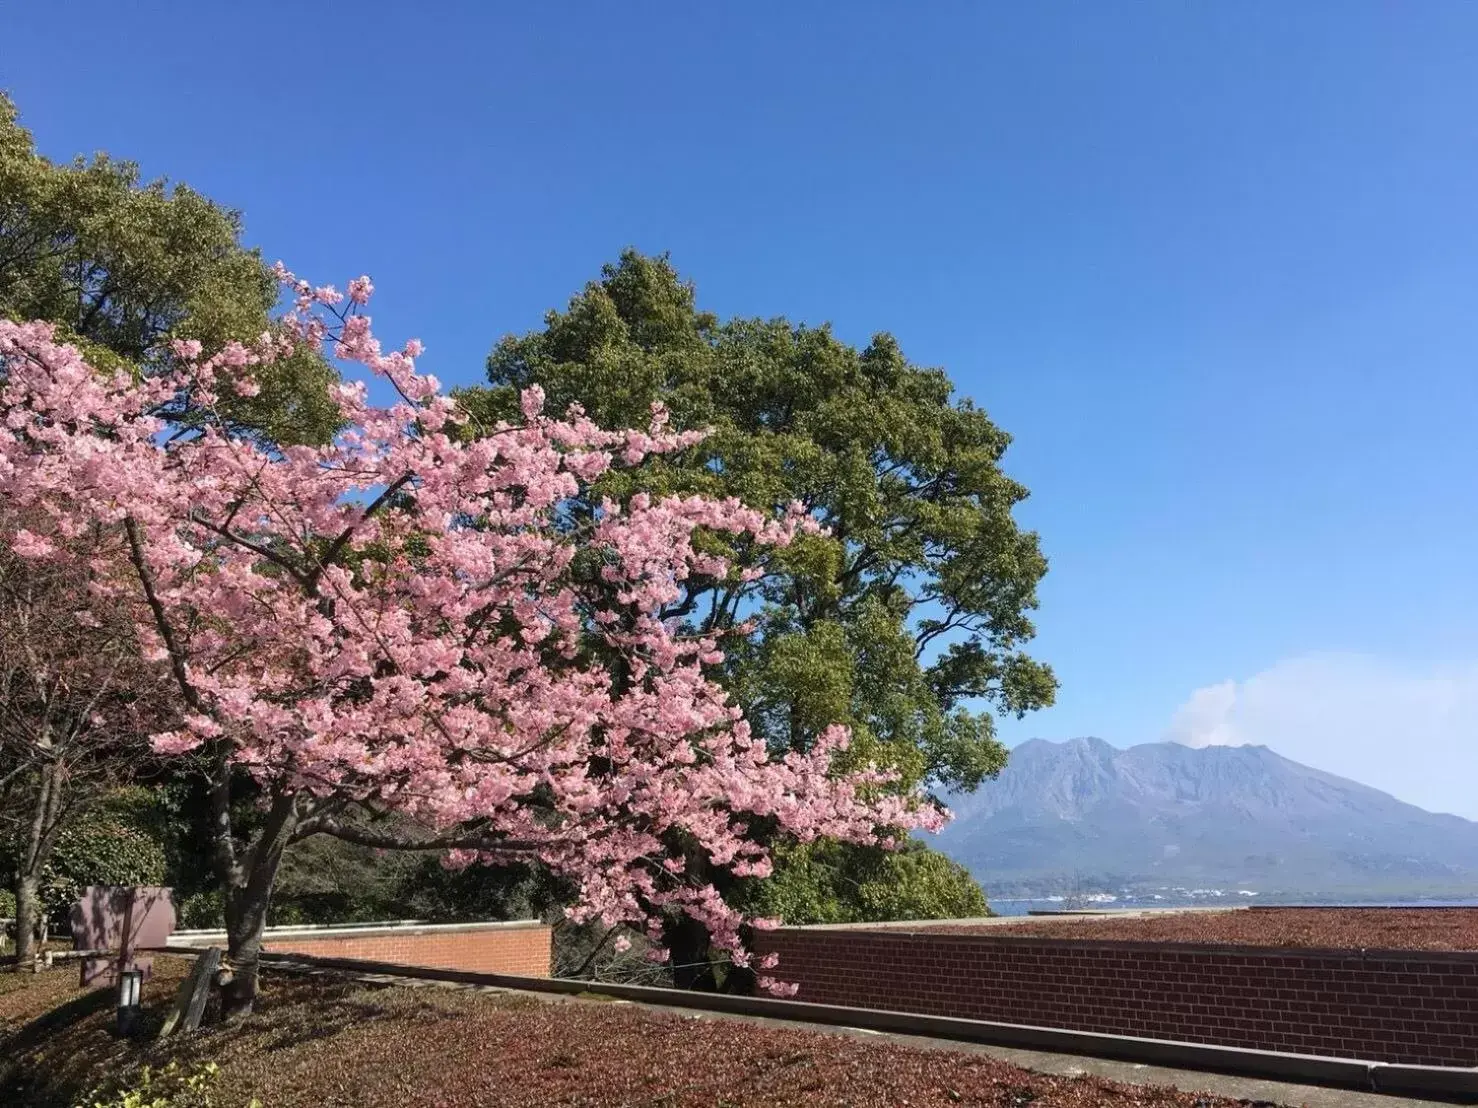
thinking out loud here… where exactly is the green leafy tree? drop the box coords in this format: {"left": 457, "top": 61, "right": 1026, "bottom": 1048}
{"left": 267, "top": 836, "right": 555, "bottom": 928}
{"left": 460, "top": 251, "right": 1055, "bottom": 960}
{"left": 0, "top": 93, "right": 340, "bottom": 446}
{"left": 464, "top": 251, "right": 1054, "bottom": 790}
{"left": 752, "top": 840, "right": 989, "bottom": 925}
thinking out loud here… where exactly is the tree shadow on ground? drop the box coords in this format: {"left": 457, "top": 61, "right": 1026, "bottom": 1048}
{"left": 0, "top": 985, "right": 110, "bottom": 1057}
{"left": 178, "top": 974, "right": 476, "bottom": 1058}
{"left": 0, "top": 987, "right": 112, "bottom": 1108}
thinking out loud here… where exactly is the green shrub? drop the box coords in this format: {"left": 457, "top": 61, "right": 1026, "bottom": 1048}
{"left": 41, "top": 815, "right": 167, "bottom": 928}
{"left": 75, "top": 1061, "right": 255, "bottom": 1108}
{"left": 173, "top": 890, "right": 224, "bottom": 930}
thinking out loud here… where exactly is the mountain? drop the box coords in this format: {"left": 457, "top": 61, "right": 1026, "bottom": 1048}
{"left": 934, "top": 737, "right": 1478, "bottom": 899}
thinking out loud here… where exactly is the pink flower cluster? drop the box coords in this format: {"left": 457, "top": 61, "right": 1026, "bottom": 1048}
{"left": 0, "top": 275, "right": 946, "bottom": 992}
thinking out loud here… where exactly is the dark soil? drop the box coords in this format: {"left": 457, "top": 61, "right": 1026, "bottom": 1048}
{"left": 0, "top": 957, "right": 1271, "bottom": 1107}
{"left": 925, "top": 907, "right": 1478, "bottom": 951}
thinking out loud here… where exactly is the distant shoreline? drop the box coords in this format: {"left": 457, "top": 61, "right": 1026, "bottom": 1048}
{"left": 988, "top": 892, "right": 1478, "bottom": 917}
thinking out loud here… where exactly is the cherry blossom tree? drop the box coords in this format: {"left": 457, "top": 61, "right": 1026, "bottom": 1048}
{"left": 0, "top": 524, "right": 170, "bottom": 970}
{"left": 0, "top": 273, "right": 945, "bottom": 1017}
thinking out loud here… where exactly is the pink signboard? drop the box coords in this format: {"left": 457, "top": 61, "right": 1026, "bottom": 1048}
{"left": 70, "top": 886, "right": 175, "bottom": 988}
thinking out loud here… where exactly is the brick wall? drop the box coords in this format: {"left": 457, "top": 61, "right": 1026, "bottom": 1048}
{"left": 261, "top": 921, "right": 551, "bottom": 977}
{"left": 753, "top": 927, "right": 1478, "bottom": 1067}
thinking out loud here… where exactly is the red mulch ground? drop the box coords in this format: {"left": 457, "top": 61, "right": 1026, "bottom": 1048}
{"left": 924, "top": 907, "right": 1478, "bottom": 950}
{"left": 0, "top": 958, "right": 1267, "bottom": 1108}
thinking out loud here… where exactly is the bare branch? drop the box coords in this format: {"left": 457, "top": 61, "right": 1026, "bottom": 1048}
{"left": 297, "top": 814, "right": 542, "bottom": 856}
{"left": 123, "top": 517, "right": 205, "bottom": 713}
{"left": 190, "top": 511, "right": 310, "bottom": 585}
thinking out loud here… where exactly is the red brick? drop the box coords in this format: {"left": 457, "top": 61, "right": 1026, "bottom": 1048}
{"left": 752, "top": 928, "right": 1478, "bottom": 1066}
{"left": 264, "top": 923, "right": 552, "bottom": 977}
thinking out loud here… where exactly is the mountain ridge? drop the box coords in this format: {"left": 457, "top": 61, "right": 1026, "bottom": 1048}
{"left": 934, "top": 737, "right": 1478, "bottom": 899}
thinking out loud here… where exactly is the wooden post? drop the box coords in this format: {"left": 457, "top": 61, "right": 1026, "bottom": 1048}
{"left": 116, "top": 889, "right": 136, "bottom": 975}
{"left": 181, "top": 947, "right": 220, "bottom": 1033}
{"left": 158, "top": 947, "right": 222, "bottom": 1037}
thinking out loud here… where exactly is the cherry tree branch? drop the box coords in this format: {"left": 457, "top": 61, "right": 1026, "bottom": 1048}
{"left": 294, "top": 814, "right": 543, "bottom": 855}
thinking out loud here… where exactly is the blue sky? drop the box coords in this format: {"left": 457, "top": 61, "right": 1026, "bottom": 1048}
{"left": 7, "top": 3, "right": 1478, "bottom": 814}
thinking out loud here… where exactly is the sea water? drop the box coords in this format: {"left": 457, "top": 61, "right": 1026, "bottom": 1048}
{"left": 986, "top": 894, "right": 1478, "bottom": 917}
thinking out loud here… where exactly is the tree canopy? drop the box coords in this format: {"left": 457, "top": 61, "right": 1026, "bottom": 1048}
{"left": 0, "top": 94, "right": 340, "bottom": 447}
{"left": 461, "top": 251, "right": 1056, "bottom": 794}
{"left": 752, "top": 839, "right": 988, "bottom": 926}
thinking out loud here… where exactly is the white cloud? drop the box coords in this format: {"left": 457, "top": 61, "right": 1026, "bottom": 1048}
{"left": 1165, "top": 653, "right": 1478, "bottom": 820}
{"left": 1166, "top": 680, "right": 1243, "bottom": 749}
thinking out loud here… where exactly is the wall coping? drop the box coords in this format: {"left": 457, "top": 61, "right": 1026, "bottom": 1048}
{"left": 174, "top": 919, "right": 546, "bottom": 944}
{"left": 174, "top": 918, "right": 428, "bottom": 935}
{"left": 787, "top": 907, "right": 1247, "bottom": 931}
{"left": 766, "top": 924, "right": 1478, "bottom": 964}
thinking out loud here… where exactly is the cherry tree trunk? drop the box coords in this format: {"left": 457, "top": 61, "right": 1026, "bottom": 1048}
{"left": 221, "top": 883, "right": 272, "bottom": 1019}
{"left": 666, "top": 914, "right": 718, "bottom": 991}
{"left": 217, "top": 793, "right": 296, "bottom": 1020}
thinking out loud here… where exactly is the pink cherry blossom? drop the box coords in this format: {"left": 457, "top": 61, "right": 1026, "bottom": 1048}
{"left": 10, "top": 529, "right": 55, "bottom": 559}
{"left": 0, "top": 275, "right": 947, "bottom": 996}
{"left": 347, "top": 275, "right": 375, "bottom": 305}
